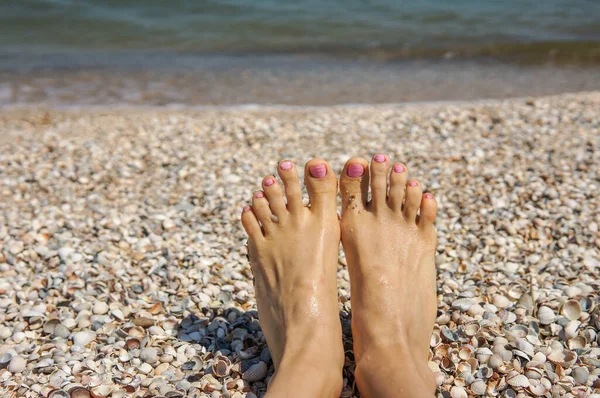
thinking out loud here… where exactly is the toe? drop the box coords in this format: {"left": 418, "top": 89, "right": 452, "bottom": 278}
{"left": 403, "top": 179, "right": 423, "bottom": 221}
{"left": 370, "top": 154, "right": 390, "bottom": 213}
{"left": 340, "top": 157, "right": 369, "bottom": 216}
{"left": 418, "top": 192, "right": 437, "bottom": 230}
{"left": 252, "top": 191, "right": 276, "bottom": 232}
{"left": 241, "top": 205, "right": 263, "bottom": 240}
{"left": 277, "top": 160, "right": 303, "bottom": 214}
{"left": 262, "top": 175, "right": 287, "bottom": 218}
{"left": 388, "top": 162, "right": 408, "bottom": 211}
{"left": 304, "top": 158, "right": 337, "bottom": 214}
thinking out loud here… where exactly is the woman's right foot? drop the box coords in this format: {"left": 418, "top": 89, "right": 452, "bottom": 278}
{"left": 339, "top": 154, "right": 438, "bottom": 398}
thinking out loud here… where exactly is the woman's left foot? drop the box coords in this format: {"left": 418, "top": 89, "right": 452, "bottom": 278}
{"left": 241, "top": 158, "right": 344, "bottom": 396}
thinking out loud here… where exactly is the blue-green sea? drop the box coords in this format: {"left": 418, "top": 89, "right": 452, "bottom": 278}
{"left": 1, "top": 0, "right": 600, "bottom": 106}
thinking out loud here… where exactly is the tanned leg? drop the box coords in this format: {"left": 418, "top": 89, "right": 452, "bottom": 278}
{"left": 340, "top": 154, "right": 438, "bottom": 398}
{"left": 241, "top": 159, "right": 344, "bottom": 398}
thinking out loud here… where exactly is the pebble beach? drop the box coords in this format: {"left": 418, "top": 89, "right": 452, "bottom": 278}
{"left": 0, "top": 92, "right": 599, "bottom": 397}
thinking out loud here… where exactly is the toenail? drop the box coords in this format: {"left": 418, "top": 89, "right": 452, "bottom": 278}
{"left": 423, "top": 193, "right": 434, "bottom": 199}
{"left": 374, "top": 154, "right": 386, "bottom": 163}
{"left": 243, "top": 205, "right": 252, "bottom": 212}
{"left": 280, "top": 161, "right": 292, "bottom": 170}
{"left": 264, "top": 178, "right": 275, "bottom": 186}
{"left": 309, "top": 164, "right": 327, "bottom": 178}
{"left": 409, "top": 180, "right": 418, "bottom": 187}
{"left": 347, "top": 164, "right": 364, "bottom": 177}
{"left": 254, "top": 191, "right": 265, "bottom": 198}
{"left": 393, "top": 164, "right": 405, "bottom": 173}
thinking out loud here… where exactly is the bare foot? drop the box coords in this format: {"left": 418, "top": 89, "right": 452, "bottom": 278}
{"left": 339, "top": 155, "right": 438, "bottom": 398}
{"left": 241, "top": 159, "right": 344, "bottom": 397}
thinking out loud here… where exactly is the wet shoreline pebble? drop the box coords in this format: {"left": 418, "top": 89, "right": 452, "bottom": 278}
{"left": 0, "top": 92, "right": 599, "bottom": 397}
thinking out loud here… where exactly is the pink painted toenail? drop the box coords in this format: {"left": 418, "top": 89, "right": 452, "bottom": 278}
{"left": 347, "top": 164, "right": 364, "bottom": 177}
{"left": 243, "top": 205, "right": 251, "bottom": 212}
{"left": 374, "top": 154, "right": 386, "bottom": 163}
{"left": 255, "top": 191, "right": 264, "bottom": 198}
{"left": 393, "top": 164, "right": 405, "bottom": 173}
{"left": 424, "top": 193, "right": 434, "bottom": 199}
{"left": 409, "top": 181, "right": 418, "bottom": 187}
{"left": 309, "top": 165, "right": 327, "bottom": 178}
{"left": 264, "top": 178, "right": 275, "bottom": 186}
{"left": 280, "top": 161, "right": 292, "bottom": 170}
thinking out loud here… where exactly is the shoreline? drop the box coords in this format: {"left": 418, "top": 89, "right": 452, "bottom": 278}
{"left": 2, "top": 57, "right": 600, "bottom": 108}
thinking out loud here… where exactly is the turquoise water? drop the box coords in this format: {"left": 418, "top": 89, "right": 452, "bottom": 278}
{"left": 2, "top": 0, "right": 600, "bottom": 106}
{"left": 1, "top": 0, "right": 600, "bottom": 61}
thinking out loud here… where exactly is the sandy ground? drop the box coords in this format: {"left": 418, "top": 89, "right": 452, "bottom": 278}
{"left": 0, "top": 92, "right": 599, "bottom": 397}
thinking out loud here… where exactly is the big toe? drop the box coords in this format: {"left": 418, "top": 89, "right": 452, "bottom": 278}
{"left": 340, "top": 157, "right": 369, "bottom": 217}
{"left": 304, "top": 158, "right": 338, "bottom": 215}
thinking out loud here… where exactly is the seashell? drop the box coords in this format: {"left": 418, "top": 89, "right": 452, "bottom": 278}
{"left": 506, "top": 325, "right": 528, "bottom": 340}
{"left": 137, "top": 362, "right": 153, "bottom": 375}
{"left": 571, "top": 366, "right": 589, "bottom": 385}
{"left": 436, "top": 313, "right": 451, "bottom": 325}
{"left": 475, "top": 347, "right": 493, "bottom": 364}
{"left": 430, "top": 331, "right": 441, "bottom": 347}
{"left": 489, "top": 354, "right": 503, "bottom": 369}
{"left": 90, "top": 386, "right": 112, "bottom": 398}
{"left": 499, "top": 310, "right": 517, "bottom": 324}
{"left": 48, "top": 390, "right": 70, "bottom": 398}
{"left": 458, "top": 346, "right": 474, "bottom": 360}
{"left": 471, "top": 380, "right": 487, "bottom": 395}
{"left": 476, "top": 366, "right": 493, "bottom": 379}
{"left": 579, "top": 297, "right": 593, "bottom": 312}
{"left": 72, "top": 331, "right": 96, "bottom": 347}
{"left": 0, "top": 353, "right": 13, "bottom": 366}
{"left": 450, "top": 386, "right": 468, "bottom": 398}
{"left": 561, "top": 300, "right": 582, "bottom": 321}
{"left": 512, "top": 339, "right": 534, "bottom": 356}
{"left": 527, "top": 379, "right": 547, "bottom": 396}
{"left": 441, "top": 328, "right": 458, "bottom": 342}
{"left": 211, "top": 355, "right": 231, "bottom": 378}
{"left": 43, "top": 318, "right": 61, "bottom": 335}
{"left": 241, "top": 361, "right": 267, "bottom": 382}
{"left": 126, "top": 338, "right": 140, "bottom": 350}
{"left": 148, "top": 302, "right": 163, "bottom": 315}
{"left": 452, "top": 298, "right": 476, "bottom": 312}
{"left": 140, "top": 347, "right": 158, "bottom": 363}
{"left": 463, "top": 322, "right": 480, "bottom": 337}
{"left": 564, "top": 286, "right": 582, "bottom": 298}
{"left": 68, "top": 387, "right": 91, "bottom": 398}
{"left": 537, "top": 306, "right": 556, "bottom": 325}
{"left": 492, "top": 295, "right": 511, "bottom": 309}
{"left": 433, "top": 371, "right": 445, "bottom": 386}
{"left": 547, "top": 348, "right": 577, "bottom": 367}
{"left": 564, "top": 320, "right": 581, "bottom": 340}
{"left": 507, "top": 374, "right": 529, "bottom": 388}
{"left": 517, "top": 294, "right": 533, "bottom": 311}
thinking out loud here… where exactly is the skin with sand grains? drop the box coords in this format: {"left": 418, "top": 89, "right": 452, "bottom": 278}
{"left": 241, "top": 155, "right": 438, "bottom": 397}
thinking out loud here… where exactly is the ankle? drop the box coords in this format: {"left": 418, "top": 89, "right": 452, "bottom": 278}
{"left": 266, "top": 348, "right": 344, "bottom": 398}
{"left": 355, "top": 345, "right": 436, "bottom": 397}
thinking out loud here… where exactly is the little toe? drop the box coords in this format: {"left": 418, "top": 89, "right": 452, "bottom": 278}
{"left": 262, "top": 175, "right": 287, "bottom": 218}
{"left": 241, "top": 205, "right": 263, "bottom": 240}
{"left": 304, "top": 158, "right": 338, "bottom": 215}
{"left": 252, "top": 190, "right": 276, "bottom": 232}
{"left": 418, "top": 193, "right": 438, "bottom": 231}
{"left": 370, "top": 154, "right": 390, "bottom": 213}
{"left": 388, "top": 162, "right": 408, "bottom": 211}
{"left": 403, "top": 179, "right": 423, "bottom": 221}
{"left": 277, "top": 160, "right": 303, "bottom": 214}
{"left": 340, "top": 157, "right": 369, "bottom": 216}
